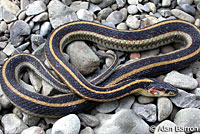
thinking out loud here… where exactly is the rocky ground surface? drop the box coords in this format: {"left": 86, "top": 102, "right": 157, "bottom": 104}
{"left": 1, "top": 0, "right": 200, "bottom": 134}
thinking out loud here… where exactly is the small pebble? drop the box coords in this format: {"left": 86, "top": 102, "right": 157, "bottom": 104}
{"left": 26, "top": 1, "right": 47, "bottom": 16}
{"left": 161, "top": 45, "right": 175, "bottom": 54}
{"left": 95, "top": 100, "right": 118, "bottom": 113}
{"left": 171, "top": 9, "right": 195, "bottom": 23}
{"left": 21, "top": 126, "right": 45, "bottom": 134}
{"left": 78, "top": 113, "right": 99, "bottom": 127}
{"left": 138, "top": 96, "right": 155, "bottom": 104}
{"left": 130, "top": 52, "right": 140, "bottom": 59}
{"left": 80, "top": 127, "right": 94, "bottom": 134}
{"left": 106, "top": 11, "right": 124, "bottom": 25}
{"left": 77, "top": 9, "right": 94, "bottom": 21}
{"left": 126, "top": 15, "right": 140, "bottom": 29}
{"left": 115, "top": 95, "right": 135, "bottom": 112}
{"left": 52, "top": 114, "right": 81, "bottom": 134}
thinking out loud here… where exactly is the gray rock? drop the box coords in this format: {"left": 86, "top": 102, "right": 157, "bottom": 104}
{"left": 94, "top": 109, "right": 151, "bottom": 134}
{"left": 146, "top": 2, "right": 156, "bottom": 13}
{"left": 0, "top": 21, "right": 7, "bottom": 33}
{"left": 127, "top": 0, "right": 139, "bottom": 5}
{"left": 1, "top": 114, "right": 28, "bottom": 134}
{"left": 67, "top": 41, "right": 100, "bottom": 75}
{"left": 105, "top": 50, "right": 115, "bottom": 67}
{"left": 20, "top": 79, "right": 36, "bottom": 93}
{"left": 20, "top": 0, "right": 29, "bottom": 10}
{"left": 32, "top": 12, "right": 48, "bottom": 22}
{"left": 162, "top": 0, "right": 171, "bottom": 7}
{"left": 154, "top": 120, "right": 185, "bottom": 134}
{"left": 88, "top": 3, "right": 101, "bottom": 13}
{"left": 0, "top": 51, "right": 7, "bottom": 65}
{"left": 70, "top": 1, "right": 89, "bottom": 11}
{"left": 115, "top": 95, "right": 135, "bottom": 112}
{"left": 42, "top": 80, "right": 54, "bottom": 96}
{"left": 141, "top": 5, "right": 151, "bottom": 12}
{"left": 174, "top": 108, "right": 200, "bottom": 133}
{"left": 177, "top": 0, "right": 193, "bottom": 6}
{"left": 0, "top": 6, "right": 3, "bottom": 20}
{"left": 48, "top": 0, "right": 78, "bottom": 28}
{"left": 179, "top": 67, "right": 193, "bottom": 77}
{"left": 91, "top": 0, "right": 102, "bottom": 4}
{"left": 77, "top": 9, "right": 93, "bottom": 21}
{"left": 3, "top": 9, "right": 16, "bottom": 23}
{"left": 132, "top": 102, "right": 157, "bottom": 122}
{"left": 26, "top": 1, "right": 47, "bottom": 16}
{"left": 180, "top": 4, "right": 196, "bottom": 15}
{"left": 21, "top": 126, "right": 45, "bottom": 134}
{"left": 158, "top": 9, "right": 171, "bottom": 17}
{"left": 32, "top": 43, "right": 45, "bottom": 61}
{"left": 80, "top": 127, "right": 94, "bottom": 134}
{"left": 22, "top": 112, "right": 40, "bottom": 126}
{"left": 116, "top": 0, "right": 126, "bottom": 8}
{"left": 31, "top": 34, "right": 45, "bottom": 50}
{"left": 101, "top": 21, "right": 115, "bottom": 28}
{"left": 28, "top": 70, "right": 42, "bottom": 92}
{"left": 120, "top": 8, "right": 128, "bottom": 20}
{"left": 0, "top": 0, "right": 20, "bottom": 15}
{"left": 126, "top": 15, "right": 140, "bottom": 29}
{"left": 97, "top": 8, "right": 112, "bottom": 20}
{"left": 40, "top": 21, "right": 51, "bottom": 37}
{"left": 106, "top": 11, "right": 124, "bottom": 25}
{"left": 62, "top": 0, "right": 72, "bottom": 5}
{"left": 97, "top": 0, "right": 115, "bottom": 8}
{"left": 192, "top": 88, "right": 200, "bottom": 95}
{"left": 96, "top": 100, "right": 118, "bottom": 113}
{"left": 52, "top": 114, "right": 80, "bottom": 134}
{"left": 127, "top": 5, "right": 138, "bottom": 15}
{"left": 141, "top": 48, "right": 160, "bottom": 58}
{"left": 171, "top": 9, "right": 195, "bottom": 23}
{"left": 10, "top": 20, "right": 31, "bottom": 46}
{"left": 197, "top": 2, "right": 200, "bottom": 13}
{"left": 78, "top": 113, "right": 99, "bottom": 127}
{"left": 3, "top": 43, "right": 16, "bottom": 56}
{"left": 46, "top": 129, "right": 52, "bottom": 134}
{"left": 137, "top": 96, "right": 155, "bottom": 104}
{"left": 164, "top": 71, "right": 198, "bottom": 90}
{"left": 170, "top": 89, "right": 200, "bottom": 108}
{"left": 157, "top": 97, "right": 173, "bottom": 121}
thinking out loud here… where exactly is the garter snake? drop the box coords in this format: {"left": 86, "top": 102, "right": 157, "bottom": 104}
{"left": 1, "top": 20, "right": 200, "bottom": 117}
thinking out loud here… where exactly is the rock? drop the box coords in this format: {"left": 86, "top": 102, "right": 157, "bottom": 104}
{"left": 80, "top": 127, "right": 94, "bottom": 134}
{"left": 106, "top": 11, "right": 124, "bottom": 25}
{"left": 105, "top": 50, "right": 115, "bottom": 67}
{"left": 141, "top": 48, "right": 160, "bottom": 58}
{"left": 52, "top": 114, "right": 80, "bottom": 134}
{"left": 177, "top": 0, "right": 193, "bottom": 6}
{"left": 158, "top": 9, "right": 171, "bottom": 17}
{"left": 0, "top": 0, "right": 20, "bottom": 15}
{"left": 40, "top": 21, "right": 51, "bottom": 37}
{"left": 146, "top": 2, "right": 156, "bottom": 13}
{"left": 31, "top": 34, "right": 45, "bottom": 50}
{"left": 94, "top": 109, "right": 151, "bottom": 134}
{"left": 95, "top": 100, "right": 118, "bottom": 113}
{"left": 115, "top": 95, "right": 135, "bottom": 112}
{"left": 164, "top": 71, "right": 198, "bottom": 90}
{"left": 22, "top": 113, "right": 40, "bottom": 126}
{"left": 10, "top": 20, "right": 31, "bottom": 46}
{"left": 21, "top": 126, "right": 45, "bottom": 134}
{"left": 67, "top": 41, "right": 100, "bottom": 75}
{"left": 3, "top": 43, "right": 16, "bottom": 56}
{"left": 161, "top": 45, "right": 175, "bottom": 54}
{"left": 174, "top": 108, "right": 200, "bottom": 133}
{"left": 162, "top": 0, "right": 171, "bottom": 7}
{"left": 97, "top": 0, "right": 115, "bottom": 8}
{"left": 180, "top": 4, "right": 196, "bottom": 15}
{"left": 3, "top": 9, "right": 17, "bottom": 23}
{"left": 77, "top": 9, "right": 93, "bottom": 21}
{"left": 126, "top": 15, "right": 140, "bottom": 29}
{"left": 78, "top": 113, "right": 99, "bottom": 127}
{"left": 42, "top": 80, "right": 54, "bottom": 96}
{"left": 137, "top": 96, "right": 155, "bottom": 104}
{"left": 0, "top": 51, "right": 7, "bottom": 65}
{"left": 132, "top": 103, "right": 157, "bottom": 122}
{"left": 28, "top": 70, "right": 42, "bottom": 92}
{"left": 195, "top": 19, "right": 200, "bottom": 27}
{"left": 127, "top": 0, "right": 139, "bottom": 5}
{"left": 127, "top": 5, "right": 138, "bottom": 15}
{"left": 154, "top": 120, "right": 185, "bottom": 134}
{"left": 141, "top": 5, "right": 151, "bottom": 12}
{"left": 91, "top": 0, "right": 102, "bottom": 4}
{"left": 170, "top": 89, "right": 200, "bottom": 108}
{"left": 62, "top": 0, "right": 72, "bottom": 5}
{"left": 192, "top": 88, "right": 200, "bottom": 95}
{"left": 0, "top": 6, "right": 3, "bottom": 20}
{"left": 20, "top": 0, "right": 29, "bottom": 10}
{"left": 48, "top": 0, "right": 78, "bottom": 28}
{"left": 88, "top": 3, "right": 101, "bottom": 13}
{"left": 32, "top": 12, "right": 48, "bottom": 22}
{"left": 171, "top": 9, "right": 195, "bottom": 23}
{"left": 197, "top": 3, "right": 200, "bottom": 13}
{"left": 116, "top": 0, "right": 126, "bottom": 8}
{"left": 1, "top": 114, "right": 28, "bottom": 134}
{"left": 117, "top": 22, "right": 128, "bottom": 30}
{"left": 98, "top": 8, "right": 112, "bottom": 20}
{"left": 26, "top": 1, "right": 47, "bottom": 16}
{"left": 70, "top": 1, "right": 89, "bottom": 11}
{"left": 157, "top": 97, "right": 173, "bottom": 121}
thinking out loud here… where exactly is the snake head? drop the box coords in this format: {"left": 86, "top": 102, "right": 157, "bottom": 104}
{"left": 145, "top": 79, "right": 178, "bottom": 97}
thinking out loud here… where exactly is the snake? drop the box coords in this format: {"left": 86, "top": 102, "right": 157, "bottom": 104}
{"left": 0, "top": 19, "right": 200, "bottom": 118}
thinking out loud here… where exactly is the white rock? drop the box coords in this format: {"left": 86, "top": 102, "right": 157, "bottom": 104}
{"left": 77, "top": 9, "right": 94, "bottom": 21}
{"left": 126, "top": 15, "right": 140, "bottom": 29}
{"left": 26, "top": 1, "right": 47, "bottom": 16}
{"left": 3, "top": 43, "right": 16, "bottom": 56}
{"left": 21, "top": 126, "right": 45, "bottom": 134}
{"left": 171, "top": 9, "right": 195, "bottom": 23}
{"left": 52, "top": 114, "right": 81, "bottom": 134}
{"left": 1, "top": 114, "right": 28, "bottom": 134}
{"left": 96, "top": 100, "right": 119, "bottom": 113}
{"left": 0, "top": 0, "right": 20, "bottom": 15}
{"left": 164, "top": 71, "right": 198, "bottom": 90}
